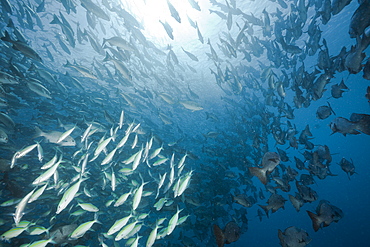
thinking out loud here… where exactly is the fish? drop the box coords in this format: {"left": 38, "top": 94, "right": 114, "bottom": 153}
{"left": 307, "top": 200, "right": 344, "bottom": 232}
{"left": 181, "top": 47, "right": 199, "bottom": 61}
{"left": 146, "top": 221, "right": 159, "bottom": 247}
{"left": 28, "top": 238, "right": 55, "bottom": 247}
{"left": 289, "top": 193, "right": 305, "bottom": 212}
{"left": 167, "top": 0, "right": 181, "bottom": 23}
{"left": 331, "top": 79, "right": 348, "bottom": 98}
{"left": 49, "top": 224, "right": 77, "bottom": 245}
{"left": 102, "top": 36, "right": 134, "bottom": 51}
{"left": 80, "top": 0, "right": 110, "bottom": 21}
{"left": 188, "top": 0, "right": 200, "bottom": 11}
{"left": 365, "top": 86, "right": 370, "bottom": 102}
{"left": 34, "top": 126, "right": 76, "bottom": 146}
{"left": 13, "top": 188, "right": 35, "bottom": 225}
{"left": 278, "top": 226, "right": 311, "bottom": 247}
{"left": 233, "top": 194, "right": 255, "bottom": 208}
{"left": 56, "top": 177, "right": 83, "bottom": 214}
{"left": 1, "top": 226, "right": 28, "bottom": 241}
{"left": 316, "top": 102, "right": 335, "bottom": 119}
{"left": 179, "top": 100, "right": 203, "bottom": 111}
{"left": 159, "top": 20, "right": 174, "bottom": 40}
{"left": 249, "top": 152, "right": 281, "bottom": 185}
{"left": 0, "top": 71, "right": 19, "bottom": 85}
{"left": 349, "top": 1, "right": 370, "bottom": 39}
{"left": 1, "top": 31, "right": 42, "bottom": 62}
{"left": 69, "top": 215, "right": 100, "bottom": 240}
{"left": 295, "top": 181, "right": 318, "bottom": 203}
{"left": 259, "top": 193, "right": 287, "bottom": 217}
{"left": 338, "top": 157, "right": 356, "bottom": 179}
{"left": 27, "top": 79, "right": 52, "bottom": 99}
{"left": 107, "top": 214, "right": 132, "bottom": 235}
{"left": 330, "top": 113, "right": 370, "bottom": 136}
{"left": 213, "top": 221, "right": 241, "bottom": 247}
{"left": 50, "top": 14, "right": 75, "bottom": 48}
{"left": 166, "top": 206, "right": 182, "bottom": 235}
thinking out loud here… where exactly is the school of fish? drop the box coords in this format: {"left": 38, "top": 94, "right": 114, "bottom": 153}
{"left": 0, "top": 0, "right": 369, "bottom": 246}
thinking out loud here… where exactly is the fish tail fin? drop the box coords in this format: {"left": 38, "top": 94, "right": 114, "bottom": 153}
{"left": 102, "top": 38, "right": 107, "bottom": 47}
{"left": 339, "top": 80, "right": 348, "bottom": 90}
{"left": 50, "top": 14, "right": 60, "bottom": 24}
{"left": 1, "top": 31, "right": 12, "bottom": 42}
{"left": 306, "top": 210, "right": 321, "bottom": 232}
{"left": 258, "top": 204, "right": 270, "bottom": 218}
{"left": 327, "top": 101, "right": 336, "bottom": 115}
{"left": 7, "top": 18, "right": 14, "bottom": 28}
{"left": 213, "top": 224, "right": 225, "bottom": 247}
{"left": 64, "top": 60, "right": 71, "bottom": 67}
{"left": 357, "top": 120, "right": 370, "bottom": 135}
{"left": 34, "top": 126, "right": 44, "bottom": 138}
{"left": 248, "top": 167, "right": 267, "bottom": 185}
{"left": 28, "top": 63, "right": 37, "bottom": 71}
{"left": 103, "top": 52, "right": 111, "bottom": 62}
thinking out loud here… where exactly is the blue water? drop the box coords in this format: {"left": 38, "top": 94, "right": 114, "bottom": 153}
{"left": 0, "top": 0, "right": 370, "bottom": 246}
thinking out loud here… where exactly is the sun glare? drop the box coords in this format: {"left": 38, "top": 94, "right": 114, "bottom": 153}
{"left": 123, "top": 0, "right": 204, "bottom": 44}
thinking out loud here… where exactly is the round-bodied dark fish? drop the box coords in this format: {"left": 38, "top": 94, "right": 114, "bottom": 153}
{"left": 213, "top": 221, "right": 241, "bottom": 247}
{"left": 278, "top": 226, "right": 311, "bottom": 247}
{"left": 306, "top": 200, "right": 344, "bottom": 232}
{"left": 339, "top": 157, "right": 356, "bottom": 179}
{"left": 316, "top": 102, "right": 335, "bottom": 119}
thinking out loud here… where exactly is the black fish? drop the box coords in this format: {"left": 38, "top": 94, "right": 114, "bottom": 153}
{"left": 316, "top": 102, "right": 335, "bottom": 119}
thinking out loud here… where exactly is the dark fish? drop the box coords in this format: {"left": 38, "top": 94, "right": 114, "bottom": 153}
{"left": 289, "top": 193, "right": 304, "bottom": 212}
{"left": 331, "top": 79, "right": 348, "bottom": 98}
{"left": 276, "top": 147, "right": 289, "bottom": 162}
{"left": 0, "top": 0, "right": 12, "bottom": 14}
{"left": 294, "top": 156, "right": 305, "bottom": 170}
{"left": 36, "top": 0, "right": 45, "bottom": 12}
{"left": 307, "top": 200, "right": 344, "bottom": 232}
{"left": 49, "top": 224, "right": 78, "bottom": 245}
{"left": 295, "top": 181, "right": 318, "bottom": 203}
{"left": 365, "top": 86, "right": 370, "bottom": 102}
{"left": 258, "top": 188, "right": 265, "bottom": 200}
{"left": 259, "top": 193, "right": 286, "bottom": 217}
{"left": 0, "top": 171, "right": 24, "bottom": 197}
{"left": 330, "top": 117, "right": 361, "bottom": 135}
{"left": 349, "top": 113, "right": 370, "bottom": 135}
{"left": 300, "top": 174, "right": 315, "bottom": 186}
{"left": 257, "top": 208, "right": 265, "bottom": 222}
{"left": 316, "top": 101, "right": 335, "bottom": 119}
{"left": 345, "top": 34, "right": 370, "bottom": 74}
{"left": 320, "top": 0, "right": 331, "bottom": 25}
{"left": 331, "top": 0, "right": 351, "bottom": 15}
{"left": 349, "top": 1, "right": 370, "bottom": 38}
{"left": 338, "top": 157, "right": 356, "bottom": 179}
{"left": 363, "top": 59, "right": 370, "bottom": 80}
{"left": 249, "top": 152, "right": 281, "bottom": 185}
{"left": 233, "top": 194, "right": 255, "bottom": 208}
{"left": 278, "top": 226, "right": 311, "bottom": 247}
{"left": 213, "top": 221, "right": 241, "bottom": 247}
